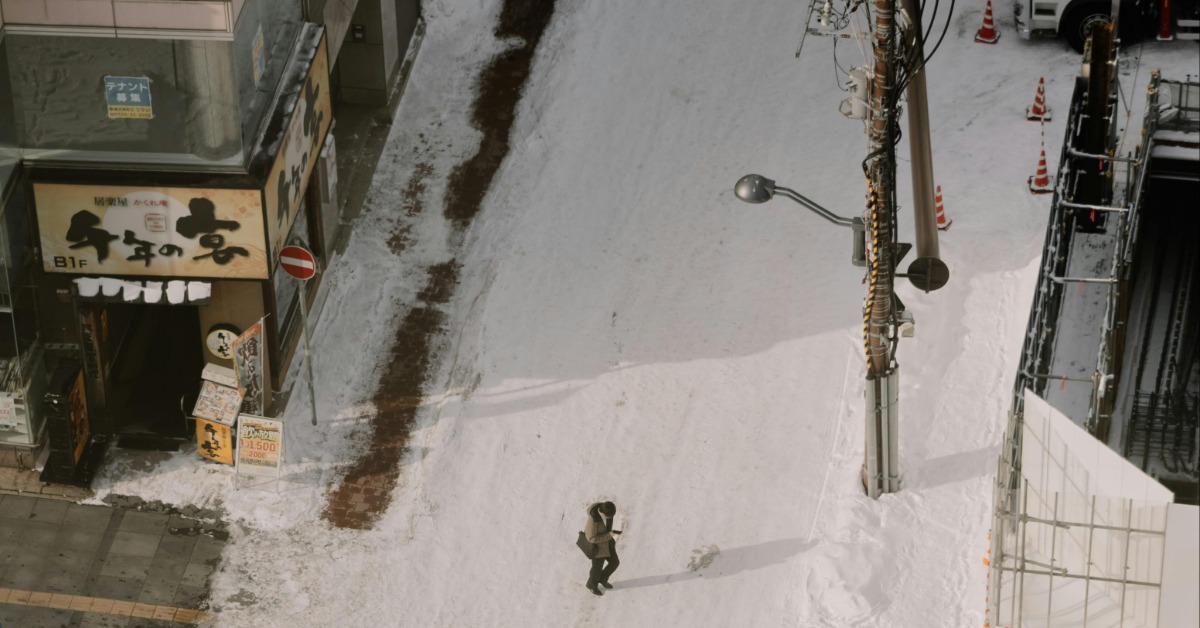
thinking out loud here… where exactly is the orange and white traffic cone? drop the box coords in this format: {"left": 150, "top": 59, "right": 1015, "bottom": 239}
{"left": 1029, "top": 139, "right": 1054, "bottom": 194}
{"left": 934, "top": 185, "right": 952, "bottom": 231}
{"left": 1026, "top": 77, "right": 1052, "bottom": 121}
{"left": 976, "top": 0, "right": 1001, "bottom": 43}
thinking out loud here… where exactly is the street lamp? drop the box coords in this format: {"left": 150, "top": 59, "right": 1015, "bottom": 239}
{"left": 734, "top": 174, "right": 866, "bottom": 267}
{"left": 734, "top": 173, "right": 899, "bottom": 498}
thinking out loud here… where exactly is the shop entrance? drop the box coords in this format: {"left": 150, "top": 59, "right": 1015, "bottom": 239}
{"left": 101, "top": 303, "right": 203, "bottom": 445}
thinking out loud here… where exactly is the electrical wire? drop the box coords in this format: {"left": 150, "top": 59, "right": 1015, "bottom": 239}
{"left": 854, "top": 1, "right": 872, "bottom": 68}
{"left": 892, "top": 0, "right": 954, "bottom": 95}
{"left": 922, "top": 0, "right": 955, "bottom": 65}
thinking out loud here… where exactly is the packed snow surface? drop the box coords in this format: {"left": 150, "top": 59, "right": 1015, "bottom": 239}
{"left": 88, "top": 0, "right": 1198, "bottom": 626}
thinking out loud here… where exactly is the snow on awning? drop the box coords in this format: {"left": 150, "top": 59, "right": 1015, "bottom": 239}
{"left": 73, "top": 277, "right": 212, "bottom": 305}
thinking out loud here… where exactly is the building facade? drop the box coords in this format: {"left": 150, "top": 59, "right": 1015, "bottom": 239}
{"left": 0, "top": 0, "right": 420, "bottom": 482}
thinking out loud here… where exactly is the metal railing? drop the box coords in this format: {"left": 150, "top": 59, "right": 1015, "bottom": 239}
{"left": 987, "top": 57, "right": 1200, "bottom": 627}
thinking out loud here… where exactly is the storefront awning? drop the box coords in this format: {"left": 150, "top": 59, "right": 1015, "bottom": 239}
{"left": 73, "top": 277, "right": 212, "bottom": 305}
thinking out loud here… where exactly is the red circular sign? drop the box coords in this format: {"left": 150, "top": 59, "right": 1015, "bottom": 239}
{"left": 279, "top": 245, "right": 317, "bottom": 280}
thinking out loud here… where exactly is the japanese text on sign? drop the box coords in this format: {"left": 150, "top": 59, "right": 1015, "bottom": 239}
{"left": 34, "top": 183, "right": 269, "bottom": 279}
{"left": 236, "top": 415, "right": 283, "bottom": 477}
{"left": 232, "top": 320, "right": 265, "bottom": 415}
{"left": 193, "top": 380, "right": 242, "bottom": 426}
{"left": 197, "top": 419, "right": 234, "bottom": 465}
{"left": 104, "top": 76, "right": 153, "bottom": 120}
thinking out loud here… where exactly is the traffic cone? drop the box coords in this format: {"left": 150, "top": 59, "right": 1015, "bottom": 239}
{"left": 976, "top": 0, "right": 1001, "bottom": 43}
{"left": 1158, "top": 0, "right": 1174, "bottom": 41}
{"left": 1026, "top": 77, "right": 1052, "bottom": 121}
{"left": 934, "top": 185, "right": 952, "bottom": 231}
{"left": 1029, "top": 139, "right": 1054, "bottom": 194}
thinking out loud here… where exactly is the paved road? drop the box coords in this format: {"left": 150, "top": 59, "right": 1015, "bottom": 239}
{"left": 0, "top": 494, "right": 224, "bottom": 627}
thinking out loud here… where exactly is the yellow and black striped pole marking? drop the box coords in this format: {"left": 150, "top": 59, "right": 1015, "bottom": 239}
{"left": 863, "top": 178, "right": 882, "bottom": 368}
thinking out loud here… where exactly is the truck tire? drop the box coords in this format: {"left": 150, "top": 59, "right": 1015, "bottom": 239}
{"left": 1061, "top": 1, "right": 1150, "bottom": 52}
{"left": 1062, "top": 3, "right": 1113, "bottom": 52}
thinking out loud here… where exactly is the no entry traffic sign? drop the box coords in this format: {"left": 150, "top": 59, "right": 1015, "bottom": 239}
{"left": 279, "top": 245, "right": 317, "bottom": 280}
{"left": 278, "top": 244, "right": 320, "bottom": 426}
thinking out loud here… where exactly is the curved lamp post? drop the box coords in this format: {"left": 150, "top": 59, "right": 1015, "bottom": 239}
{"left": 733, "top": 173, "right": 901, "bottom": 499}
{"left": 735, "top": 174, "right": 866, "bottom": 267}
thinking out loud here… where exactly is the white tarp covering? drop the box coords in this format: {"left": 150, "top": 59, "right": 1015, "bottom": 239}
{"left": 993, "top": 390, "right": 1182, "bottom": 627}
{"left": 1022, "top": 391, "right": 1173, "bottom": 502}
{"left": 1159, "top": 504, "right": 1200, "bottom": 627}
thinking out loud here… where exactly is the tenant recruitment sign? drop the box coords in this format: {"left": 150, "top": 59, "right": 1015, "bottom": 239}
{"left": 236, "top": 415, "right": 284, "bottom": 478}
{"left": 104, "top": 76, "right": 153, "bottom": 119}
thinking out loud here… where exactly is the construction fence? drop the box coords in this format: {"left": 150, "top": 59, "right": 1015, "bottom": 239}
{"left": 988, "top": 391, "right": 1199, "bottom": 627}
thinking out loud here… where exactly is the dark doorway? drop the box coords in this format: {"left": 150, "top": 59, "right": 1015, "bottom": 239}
{"left": 102, "top": 304, "right": 203, "bottom": 444}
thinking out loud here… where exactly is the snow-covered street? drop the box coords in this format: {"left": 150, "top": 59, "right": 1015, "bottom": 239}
{"left": 86, "top": 0, "right": 1199, "bottom": 625}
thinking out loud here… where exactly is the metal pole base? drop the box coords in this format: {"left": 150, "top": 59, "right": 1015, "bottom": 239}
{"left": 864, "top": 368, "right": 901, "bottom": 498}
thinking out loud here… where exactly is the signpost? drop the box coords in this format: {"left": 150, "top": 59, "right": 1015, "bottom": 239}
{"left": 236, "top": 415, "right": 284, "bottom": 479}
{"left": 279, "top": 245, "right": 320, "bottom": 426}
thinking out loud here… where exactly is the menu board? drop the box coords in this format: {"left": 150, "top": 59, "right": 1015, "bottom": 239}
{"left": 192, "top": 380, "right": 242, "bottom": 426}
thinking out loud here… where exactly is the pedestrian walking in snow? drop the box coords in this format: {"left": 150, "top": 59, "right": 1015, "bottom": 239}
{"left": 584, "top": 501, "right": 621, "bottom": 595}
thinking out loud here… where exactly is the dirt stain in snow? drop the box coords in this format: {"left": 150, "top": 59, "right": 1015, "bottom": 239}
{"left": 387, "top": 161, "right": 433, "bottom": 253}
{"left": 322, "top": 0, "right": 557, "bottom": 530}
{"left": 444, "top": 0, "right": 557, "bottom": 226}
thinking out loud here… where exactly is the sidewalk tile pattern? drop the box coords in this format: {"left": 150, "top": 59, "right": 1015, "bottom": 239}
{"left": 0, "top": 495, "right": 221, "bottom": 626}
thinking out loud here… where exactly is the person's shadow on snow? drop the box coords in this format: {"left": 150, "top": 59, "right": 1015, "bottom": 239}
{"left": 613, "top": 538, "right": 816, "bottom": 589}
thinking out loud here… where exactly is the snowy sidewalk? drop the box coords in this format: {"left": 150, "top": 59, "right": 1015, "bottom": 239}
{"left": 320, "top": 2, "right": 556, "bottom": 530}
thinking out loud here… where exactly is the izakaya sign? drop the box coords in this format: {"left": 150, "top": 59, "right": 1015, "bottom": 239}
{"left": 35, "top": 183, "right": 269, "bottom": 279}
{"left": 264, "top": 31, "right": 332, "bottom": 264}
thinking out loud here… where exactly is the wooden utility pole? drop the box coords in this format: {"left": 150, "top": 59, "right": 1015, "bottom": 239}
{"left": 792, "top": 0, "right": 947, "bottom": 497}
{"left": 866, "top": 0, "right": 895, "bottom": 378}
{"left": 863, "top": 0, "right": 901, "bottom": 498}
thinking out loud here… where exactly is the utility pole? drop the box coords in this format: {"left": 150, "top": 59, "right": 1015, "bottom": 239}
{"left": 862, "top": 0, "right": 900, "bottom": 498}
{"left": 790, "top": 0, "right": 949, "bottom": 498}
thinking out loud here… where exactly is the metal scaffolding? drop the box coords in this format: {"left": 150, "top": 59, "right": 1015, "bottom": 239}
{"left": 988, "top": 34, "right": 1200, "bottom": 628}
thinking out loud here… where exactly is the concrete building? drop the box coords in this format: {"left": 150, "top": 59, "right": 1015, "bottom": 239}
{"left": 0, "top": 0, "right": 420, "bottom": 484}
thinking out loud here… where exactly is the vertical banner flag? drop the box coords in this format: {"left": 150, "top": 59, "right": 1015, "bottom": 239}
{"left": 66, "top": 369, "right": 91, "bottom": 464}
{"left": 236, "top": 415, "right": 284, "bottom": 478}
{"left": 232, "top": 318, "right": 265, "bottom": 414}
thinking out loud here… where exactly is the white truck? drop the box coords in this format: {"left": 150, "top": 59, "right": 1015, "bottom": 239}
{"left": 1014, "top": 0, "right": 1200, "bottom": 51}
